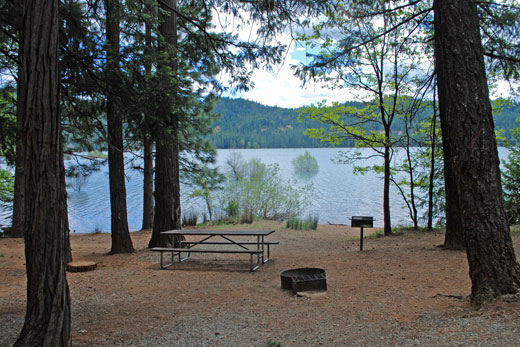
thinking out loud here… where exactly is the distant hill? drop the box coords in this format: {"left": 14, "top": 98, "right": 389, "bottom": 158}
{"left": 210, "top": 97, "right": 364, "bottom": 148}
{"left": 210, "top": 97, "right": 520, "bottom": 149}
{"left": 210, "top": 97, "right": 322, "bottom": 148}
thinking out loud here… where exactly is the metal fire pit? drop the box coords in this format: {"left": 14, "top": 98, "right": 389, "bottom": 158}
{"left": 350, "top": 216, "right": 374, "bottom": 251}
{"left": 280, "top": 268, "right": 327, "bottom": 294}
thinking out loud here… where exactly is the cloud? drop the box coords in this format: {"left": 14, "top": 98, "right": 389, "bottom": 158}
{"left": 223, "top": 44, "right": 353, "bottom": 108}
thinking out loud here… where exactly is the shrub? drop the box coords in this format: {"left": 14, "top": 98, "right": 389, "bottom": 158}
{"left": 225, "top": 200, "right": 240, "bottom": 218}
{"left": 0, "top": 169, "right": 14, "bottom": 204}
{"left": 221, "top": 154, "right": 313, "bottom": 220}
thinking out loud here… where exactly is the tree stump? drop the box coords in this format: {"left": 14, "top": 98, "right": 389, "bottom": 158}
{"left": 67, "top": 261, "right": 97, "bottom": 272}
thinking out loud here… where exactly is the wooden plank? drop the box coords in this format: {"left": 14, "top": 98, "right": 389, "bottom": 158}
{"left": 150, "top": 247, "right": 262, "bottom": 254}
{"left": 180, "top": 241, "right": 279, "bottom": 245}
{"left": 161, "top": 229, "right": 275, "bottom": 236}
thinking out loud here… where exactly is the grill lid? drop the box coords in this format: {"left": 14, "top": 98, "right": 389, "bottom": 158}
{"left": 350, "top": 216, "right": 374, "bottom": 228}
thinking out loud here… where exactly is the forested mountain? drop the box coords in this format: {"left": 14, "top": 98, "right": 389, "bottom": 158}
{"left": 210, "top": 97, "right": 520, "bottom": 149}
{"left": 210, "top": 97, "right": 343, "bottom": 148}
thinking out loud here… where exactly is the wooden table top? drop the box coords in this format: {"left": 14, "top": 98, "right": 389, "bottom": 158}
{"left": 161, "top": 229, "right": 275, "bottom": 236}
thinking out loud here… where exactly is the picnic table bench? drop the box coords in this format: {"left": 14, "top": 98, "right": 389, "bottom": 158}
{"left": 150, "top": 229, "right": 277, "bottom": 272}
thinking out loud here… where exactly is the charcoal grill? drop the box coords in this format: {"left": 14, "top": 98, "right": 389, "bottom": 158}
{"left": 281, "top": 268, "right": 327, "bottom": 294}
{"left": 350, "top": 216, "right": 374, "bottom": 251}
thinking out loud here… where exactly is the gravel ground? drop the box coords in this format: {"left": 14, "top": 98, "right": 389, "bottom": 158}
{"left": 1, "top": 222, "right": 520, "bottom": 346}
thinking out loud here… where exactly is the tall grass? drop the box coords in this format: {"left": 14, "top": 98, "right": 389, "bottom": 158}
{"left": 286, "top": 214, "right": 318, "bottom": 230}
{"left": 182, "top": 212, "right": 198, "bottom": 226}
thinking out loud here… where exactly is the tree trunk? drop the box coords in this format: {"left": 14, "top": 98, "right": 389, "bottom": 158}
{"left": 14, "top": 0, "right": 71, "bottom": 345}
{"left": 142, "top": 137, "right": 154, "bottom": 230}
{"left": 149, "top": 140, "right": 182, "bottom": 247}
{"left": 105, "top": 0, "right": 134, "bottom": 254}
{"left": 434, "top": 0, "right": 520, "bottom": 307}
{"left": 383, "top": 138, "right": 392, "bottom": 235}
{"left": 141, "top": 20, "right": 154, "bottom": 231}
{"left": 11, "top": 45, "right": 24, "bottom": 239}
{"left": 442, "top": 156, "right": 465, "bottom": 249}
{"left": 148, "top": 0, "right": 183, "bottom": 248}
{"left": 427, "top": 102, "right": 437, "bottom": 231}
{"left": 404, "top": 120, "right": 418, "bottom": 230}
{"left": 61, "top": 151, "right": 72, "bottom": 264}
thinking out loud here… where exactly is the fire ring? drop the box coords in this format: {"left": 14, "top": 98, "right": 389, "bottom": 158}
{"left": 280, "top": 268, "right": 327, "bottom": 293}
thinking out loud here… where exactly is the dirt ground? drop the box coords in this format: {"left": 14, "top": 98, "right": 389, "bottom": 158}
{"left": 1, "top": 221, "right": 520, "bottom": 346}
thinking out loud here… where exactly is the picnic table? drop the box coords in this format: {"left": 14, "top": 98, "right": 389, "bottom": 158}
{"left": 151, "top": 229, "right": 277, "bottom": 271}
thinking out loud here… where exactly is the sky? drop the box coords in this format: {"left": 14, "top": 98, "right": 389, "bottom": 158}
{"left": 215, "top": 9, "right": 357, "bottom": 109}
{"left": 223, "top": 42, "right": 352, "bottom": 109}
{"left": 223, "top": 40, "right": 517, "bottom": 109}
{"left": 218, "top": 9, "right": 517, "bottom": 110}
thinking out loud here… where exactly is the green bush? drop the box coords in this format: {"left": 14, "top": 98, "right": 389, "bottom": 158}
{"left": 225, "top": 200, "right": 240, "bottom": 218}
{"left": 0, "top": 170, "right": 14, "bottom": 204}
{"left": 221, "top": 154, "right": 313, "bottom": 220}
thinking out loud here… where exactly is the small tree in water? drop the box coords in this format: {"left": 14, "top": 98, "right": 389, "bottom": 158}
{"left": 292, "top": 151, "right": 319, "bottom": 175}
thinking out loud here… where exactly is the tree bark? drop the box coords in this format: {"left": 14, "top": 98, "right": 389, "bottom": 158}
{"left": 142, "top": 137, "right": 154, "bottom": 230}
{"left": 149, "top": 0, "right": 182, "bottom": 248}
{"left": 383, "top": 136, "right": 392, "bottom": 235}
{"left": 434, "top": 0, "right": 520, "bottom": 307}
{"left": 442, "top": 155, "right": 465, "bottom": 249}
{"left": 105, "top": 0, "right": 134, "bottom": 254}
{"left": 14, "top": 0, "right": 71, "bottom": 345}
{"left": 61, "top": 151, "right": 72, "bottom": 264}
{"left": 141, "top": 20, "right": 154, "bottom": 231}
{"left": 427, "top": 102, "right": 437, "bottom": 231}
{"left": 11, "top": 45, "right": 24, "bottom": 239}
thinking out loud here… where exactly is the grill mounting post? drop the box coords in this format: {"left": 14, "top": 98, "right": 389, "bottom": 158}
{"left": 350, "top": 216, "right": 374, "bottom": 251}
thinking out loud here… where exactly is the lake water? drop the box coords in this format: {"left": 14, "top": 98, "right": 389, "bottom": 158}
{"left": 64, "top": 147, "right": 426, "bottom": 233}
{"left": 1, "top": 147, "right": 510, "bottom": 233}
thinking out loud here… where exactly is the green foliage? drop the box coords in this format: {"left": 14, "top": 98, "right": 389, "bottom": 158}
{"left": 286, "top": 215, "right": 319, "bottom": 230}
{"left": 185, "top": 165, "right": 225, "bottom": 221}
{"left": 292, "top": 151, "right": 319, "bottom": 175}
{"left": 0, "top": 169, "right": 14, "bottom": 204}
{"left": 220, "top": 153, "right": 313, "bottom": 220}
{"left": 211, "top": 97, "right": 342, "bottom": 149}
{"left": 224, "top": 200, "right": 240, "bottom": 219}
{"left": 266, "top": 340, "right": 283, "bottom": 347}
{"left": 211, "top": 97, "right": 520, "bottom": 150}
{"left": 0, "top": 88, "right": 16, "bottom": 165}
{"left": 502, "top": 118, "right": 520, "bottom": 224}
{"left": 494, "top": 100, "right": 520, "bottom": 145}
